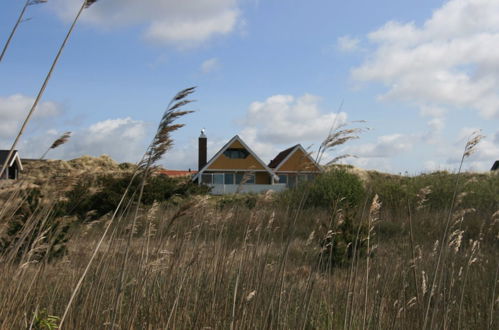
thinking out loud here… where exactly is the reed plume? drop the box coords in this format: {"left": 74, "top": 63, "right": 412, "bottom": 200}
{"left": 422, "top": 129, "right": 484, "bottom": 330}
{"left": 40, "top": 132, "right": 71, "bottom": 160}
{"left": 317, "top": 120, "right": 369, "bottom": 165}
{"left": 139, "top": 86, "right": 196, "bottom": 171}
{"left": 60, "top": 86, "right": 194, "bottom": 329}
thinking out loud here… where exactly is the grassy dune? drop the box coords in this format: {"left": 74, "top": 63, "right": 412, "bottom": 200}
{"left": 0, "top": 166, "right": 497, "bottom": 329}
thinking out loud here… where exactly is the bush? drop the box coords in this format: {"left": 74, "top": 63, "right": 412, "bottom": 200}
{"left": 62, "top": 173, "right": 209, "bottom": 222}
{"left": 318, "top": 212, "right": 368, "bottom": 268}
{"left": 367, "top": 171, "right": 499, "bottom": 216}
{"left": 0, "top": 189, "right": 70, "bottom": 262}
{"left": 304, "top": 169, "right": 366, "bottom": 209}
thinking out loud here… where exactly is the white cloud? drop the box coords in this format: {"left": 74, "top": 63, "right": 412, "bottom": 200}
{"left": 420, "top": 105, "right": 447, "bottom": 118}
{"left": 201, "top": 57, "right": 220, "bottom": 74}
{"left": 422, "top": 117, "right": 446, "bottom": 144}
{"left": 337, "top": 35, "right": 361, "bottom": 52}
{"left": 0, "top": 94, "right": 62, "bottom": 139}
{"left": 50, "top": 0, "right": 241, "bottom": 48}
{"left": 346, "top": 133, "right": 413, "bottom": 158}
{"left": 427, "top": 118, "right": 445, "bottom": 133}
{"left": 160, "top": 136, "right": 227, "bottom": 170}
{"left": 242, "top": 94, "right": 347, "bottom": 146}
{"left": 17, "top": 117, "right": 148, "bottom": 163}
{"left": 352, "top": 0, "right": 499, "bottom": 118}
{"left": 422, "top": 127, "right": 498, "bottom": 172}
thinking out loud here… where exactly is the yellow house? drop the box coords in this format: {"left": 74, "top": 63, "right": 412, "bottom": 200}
{"left": 193, "top": 133, "right": 283, "bottom": 194}
{"left": 268, "top": 144, "right": 323, "bottom": 188}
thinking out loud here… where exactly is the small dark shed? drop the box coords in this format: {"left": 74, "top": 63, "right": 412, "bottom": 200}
{"left": 0, "top": 150, "right": 23, "bottom": 180}
{"left": 492, "top": 161, "right": 499, "bottom": 171}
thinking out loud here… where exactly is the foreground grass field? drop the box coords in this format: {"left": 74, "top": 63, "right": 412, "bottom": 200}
{"left": 0, "top": 167, "right": 497, "bottom": 329}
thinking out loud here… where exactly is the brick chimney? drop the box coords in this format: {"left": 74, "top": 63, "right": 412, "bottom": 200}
{"left": 198, "top": 129, "right": 207, "bottom": 171}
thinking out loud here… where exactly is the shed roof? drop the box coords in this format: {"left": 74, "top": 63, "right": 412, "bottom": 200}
{"left": 0, "top": 150, "right": 23, "bottom": 170}
{"left": 491, "top": 160, "right": 499, "bottom": 171}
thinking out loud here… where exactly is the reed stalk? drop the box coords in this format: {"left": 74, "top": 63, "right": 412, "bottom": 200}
{"left": 0, "top": 0, "right": 92, "bottom": 179}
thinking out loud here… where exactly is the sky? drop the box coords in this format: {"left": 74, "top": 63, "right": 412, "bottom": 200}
{"left": 0, "top": 0, "right": 498, "bottom": 174}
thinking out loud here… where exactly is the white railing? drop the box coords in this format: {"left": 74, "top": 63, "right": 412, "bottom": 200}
{"left": 207, "top": 183, "right": 287, "bottom": 195}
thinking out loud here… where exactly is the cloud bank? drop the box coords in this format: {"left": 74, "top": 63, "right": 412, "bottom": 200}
{"left": 51, "top": 0, "right": 242, "bottom": 48}
{"left": 352, "top": 0, "right": 499, "bottom": 119}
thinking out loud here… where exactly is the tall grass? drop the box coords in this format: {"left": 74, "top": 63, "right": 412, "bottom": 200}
{"left": 0, "top": 187, "right": 496, "bottom": 328}
{"left": 0, "top": 155, "right": 496, "bottom": 329}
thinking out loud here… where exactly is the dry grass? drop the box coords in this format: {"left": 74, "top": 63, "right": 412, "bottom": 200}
{"left": 0, "top": 186, "right": 496, "bottom": 329}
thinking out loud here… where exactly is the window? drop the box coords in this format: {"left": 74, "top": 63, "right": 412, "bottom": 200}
{"left": 223, "top": 148, "right": 249, "bottom": 159}
{"left": 235, "top": 173, "right": 243, "bottom": 184}
{"left": 278, "top": 174, "right": 288, "bottom": 184}
{"left": 201, "top": 173, "right": 213, "bottom": 184}
{"left": 288, "top": 175, "right": 297, "bottom": 188}
{"left": 224, "top": 173, "right": 234, "bottom": 184}
{"left": 235, "top": 173, "right": 255, "bottom": 184}
{"left": 307, "top": 174, "right": 316, "bottom": 181}
{"left": 213, "top": 173, "right": 224, "bottom": 184}
{"left": 298, "top": 174, "right": 308, "bottom": 183}
{"left": 245, "top": 174, "right": 255, "bottom": 184}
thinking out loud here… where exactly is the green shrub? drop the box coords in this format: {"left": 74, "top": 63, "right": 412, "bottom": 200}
{"left": 367, "top": 171, "right": 499, "bottom": 216}
{"left": 305, "top": 169, "right": 366, "bottom": 209}
{"left": 62, "top": 173, "right": 209, "bottom": 221}
{"left": 0, "top": 189, "right": 70, "bottom": 262}
{"left": 318, "top": 213, "right": 368, "bottom": 268}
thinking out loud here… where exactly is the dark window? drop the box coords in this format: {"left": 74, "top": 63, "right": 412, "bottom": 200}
{"left": 213, "top": 173, "right": 224, "bottom": 184}
{"left": 278, "top": 174, "right": 288, "bottom": 184}
{"left": 245, "top": 174, "right": 255, "bottom": 184}
{"left": 234, "top": 173, "right": 255, "bottom": 185}
{"left": 224, "top": 173, "right": 234, "bottom": 184}
{"left": 288, "top": 175, "right": 297, "bottom": 188}
{"left": 201, "top": 174, "right": 213, "bottom": 184}
{"left": 223, "top": 148, "right": 249, "bottom": 159}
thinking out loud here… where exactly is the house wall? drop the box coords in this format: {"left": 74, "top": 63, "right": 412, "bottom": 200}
{"left": 255, "top": 172, "right": 271, "bottom": 184}
{"left": 278, "top": 149, "right": 321, "bottom": 172}
{"left": 207, "top": 140, "right": 266, "bottom": 171}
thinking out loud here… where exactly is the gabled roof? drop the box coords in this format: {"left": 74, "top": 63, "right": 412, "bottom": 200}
{"left": 269, "top": 144, "right": 323, "bottom": 173}
{"left": 193, "top": 135, "right": 278, "bottom": 181}
{"left": 491, "top": 160, "right": 499, "bottom": 171}
{"left": 268, "top": 144, "right": 298, "bottom": 169}
{"left": 0, "top": 150, "right": 23, "bottom": 170}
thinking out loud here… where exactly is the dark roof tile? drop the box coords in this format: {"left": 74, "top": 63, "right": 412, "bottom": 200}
{"left": 268, "top": 145, "right": 299, "bottom": 169}
{"left": 0, "top": 150, "right": 19, "bottom": 165}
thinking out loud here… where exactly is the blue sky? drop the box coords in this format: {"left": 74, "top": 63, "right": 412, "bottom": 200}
{"left": 0, "top": 0, "right": 498, "bottom": 173}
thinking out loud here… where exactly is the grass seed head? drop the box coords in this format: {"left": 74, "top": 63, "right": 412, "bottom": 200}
{"left": 463, "top": 130, "right": 484, "bottom": 158}
{"left": 50, "top": 131, "right": 71, "bottom": 150}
